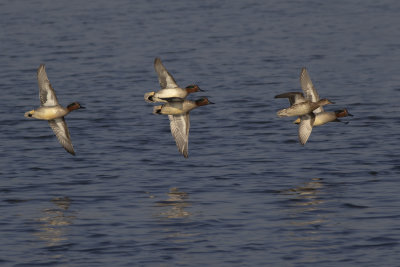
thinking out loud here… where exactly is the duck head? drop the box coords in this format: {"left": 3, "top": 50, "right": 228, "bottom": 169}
{"left": 185, "top": 84, "right": 203, "bottom": 93}
{"left": 67, "top": 102, "right": 85, "bottom": 111}
{"left": 335, "top": 108, "right": 353, "bottom": 117}
{"left": 195, "top": 97, "right": 214, "bottom": 106}
{"left": 318, "top": 98, "right": 334, "bottom": 105}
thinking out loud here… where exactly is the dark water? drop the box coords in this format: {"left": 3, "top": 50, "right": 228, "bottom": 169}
{"left": 1, "top": 0, "right": 400, "bottom": 266}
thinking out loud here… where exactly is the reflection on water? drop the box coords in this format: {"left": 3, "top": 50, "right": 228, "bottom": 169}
{"left": 282, "top": 178, "right": 326, "bottom": 238}
{"left": 156, "top": 188, "right": 191, "bottom": 219}
{"left": 34, "top": 197, "right": 75, "bottom": 246}
{"left": 155, "top": 188, "right": 198, "bottom": 250}
{"left": 281, "top": 178, "right": 335, "bottom": 265}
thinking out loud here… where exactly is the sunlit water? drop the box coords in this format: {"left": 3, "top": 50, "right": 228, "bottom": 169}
{"left": 0, "top": 0, "right": 399, "bottom": 266}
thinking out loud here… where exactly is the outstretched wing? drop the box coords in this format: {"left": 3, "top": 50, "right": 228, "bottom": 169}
{"left": 168, "top": 114, "right": 190, "bottom": 158}
{"left": 154, "top": 58, "right": 179, "bottom": 89}
{"left": 298, "top": 113, "right": 315, "bottom": 145}
{"left": 37, "top": 64, "right": 59, "bottom": 107}
{"left": 48, "top": 118, "right": 75, "bottom": 155}
{"left": 300, "top": 67, "right": 323, "bottom": 113}
{"left": 275, "top": 92, "right": 305, "bottom": 105}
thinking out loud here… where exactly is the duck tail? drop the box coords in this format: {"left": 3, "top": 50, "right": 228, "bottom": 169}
{"left": 24, "top": 110, "right": 34, "bottom": 118}
{"left": 153, "top": 105, "right": 162, "bottom": 114}
{"left": 277, "top": 109, "right": 288, "bottom": 117}
{"left": 144, "top": 92, "right": 156, "bottom": 103}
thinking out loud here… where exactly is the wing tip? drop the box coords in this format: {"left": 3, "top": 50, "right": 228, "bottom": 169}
{"left": 37, "top": 64, "right": 46, "bottom": 74}
{"left": 300, "top": 67, "right": 309, "bottom": 81}
{"left": 299, "top": 138, "right": 307, "bottom": 146}
{"left": 63, "top": 144, "right": 75, "bottom": 155}
{"left": 275, "top": 92, "right": 301, "bottom": 99}
{"left": 154, "top": 57, "right": 162, "bottom": 65}
{"left": 298, "top": 133, "right": 308, "bottom": 145}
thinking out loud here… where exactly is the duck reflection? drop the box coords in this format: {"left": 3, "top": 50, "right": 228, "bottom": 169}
{"left": 156, "top": 188, "right": 191, "bottom": 219}
{"left": 34, "top": 197, "right": 75, "bottom": 246}
{"left": 282, "top": 178, "right": 325, "bottom": 227}
{"left": 280, "top": 178, "right": 328, "bottom": 265}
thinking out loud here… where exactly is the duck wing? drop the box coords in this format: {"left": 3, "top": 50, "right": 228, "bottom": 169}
{"left": 275, "top": 92, "right": 306, "bottom": 105}
{"left": 37, "top": 64, "right": 59, "bottom": 107}
{"left": 154, "top": 58, "right": 179, "bottom": 89}
{"left": 298, "top": 113, "right": 315, "bottom": 145}
{"left": 48, "top": 118, "right": 75, "bottom": 155}
{"left": 168, "top": 114, "right": 189, "bottom": 158}
{"left": 300, "top": 68, "right": 323, "bottom": 113}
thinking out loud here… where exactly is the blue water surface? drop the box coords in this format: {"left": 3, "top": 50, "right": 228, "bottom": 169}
{"left": 0, "top": 0, "right": 399, "bottom": 266}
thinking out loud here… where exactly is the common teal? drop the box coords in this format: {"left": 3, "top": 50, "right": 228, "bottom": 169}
{"left": 24, "top": 64, "right": 84, "bottom": 155}
{"left": 275, "top": 67, "right": 352, "bottom": 145}
{"left": 293, "top": 109, "right": 353, "bottom": 126}
{"left": 276, "top": 97, "right": 333, "bottom": 117}
{"left": 144, "top": 58, "right": 202, "bottom": 103}
{"left": 153, "top": 97, "right": 213, "bottom": 158}
{"left": 297, "top": 68, "right": 352, "bottom": 144}
{"left": 275, "top": 91, "right": 332, "bottom": 144}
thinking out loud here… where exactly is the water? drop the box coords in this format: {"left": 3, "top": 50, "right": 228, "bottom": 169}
{"left": 0, "top": 0, "right": 399, "bottom": 266}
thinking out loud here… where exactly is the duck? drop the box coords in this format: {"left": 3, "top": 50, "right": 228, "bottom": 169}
{"left": 153, "top": 97, "right": 213, "bottom": 158}
{"left": 276, "top": 96, "right": 333, "bottom": 117}
{"left": 275, "top": 91, "right": 331, "bottom": 145}
{"left": 276, "top": 67, "right": 351, "bottom": 145}
{"left": 293, "top": 109, "right": 353, "bottom": 126}
{"left": 144, "top": 58, "right": 202, "bottom": 103}
{"left": 24, "top": 64, "right": 84, "bottom": 155}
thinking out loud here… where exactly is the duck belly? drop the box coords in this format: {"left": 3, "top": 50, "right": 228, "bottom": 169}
{"left": 156, "top": 88, "right": 186, "bottom": 99}
{"left": 33, "top": 106, "right": 68, "bottom": 120}
{"left": 277, "top": 103, "right": 313, "bottom": 117}
{"left": 314, "top": 112, "right": 336, "bottom": 126}
{"left": 160, "top": 104, "right": 186, "bottom": 115}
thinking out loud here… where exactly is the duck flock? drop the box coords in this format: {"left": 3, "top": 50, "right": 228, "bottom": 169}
{"left": 25, "top": 58, "right": 352, "bottom": 157}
